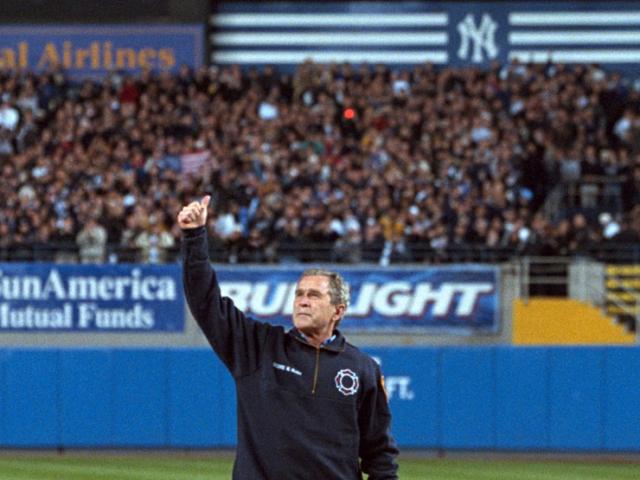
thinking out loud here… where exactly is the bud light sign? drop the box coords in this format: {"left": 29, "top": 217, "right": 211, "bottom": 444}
{"left": 0, "top": 263, "right": 184, "bottom": 332}
{"left": 217, "top": 266, "right": 499, "bottom": 333}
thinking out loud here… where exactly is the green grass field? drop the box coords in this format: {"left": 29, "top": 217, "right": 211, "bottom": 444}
{"left": 0, "top": 455, "right": 638, "bottom": 480}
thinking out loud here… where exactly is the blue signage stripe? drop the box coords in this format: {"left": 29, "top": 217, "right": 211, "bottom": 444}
{"left": 211, "top": 45, "right": 448, "bottom": 52}
{"left": 510, "top": 31, "right": 640, "bottom": 45}
{"left": 509, "top": 11, "right": 640, "bottom": 26}
{"left": 216, "top": 3, "right": 448, "bottom": 15}
{"left": 211, "top": 51, "right": 448, "bottom": 65}
{"left": 212, "top": 32, "right": 448, "bottom": 46}
{"left": 509, "top": 49, "right": 640, "bottom": 63}
{"left": 212, "top": 13, "right": 449, "bottom": 27}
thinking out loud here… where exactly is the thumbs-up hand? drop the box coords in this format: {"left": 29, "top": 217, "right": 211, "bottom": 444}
{"left": 177, "top": 195, "right": 211, "bottom": 230}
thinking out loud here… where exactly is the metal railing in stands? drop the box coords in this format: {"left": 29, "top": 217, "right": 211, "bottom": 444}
{"left": 518, "top": 256, "right": 571, "bottom": 302}
{"left": 2, "top": 241, "right": 640, "bottom": 265}
{"left": 562, "top": 175, "right": 626, "bottom": 212}
{"left": 601, "top": 283, "right": 640, "bottom": 339}
{"left": 0, "top": 242, "right": 640, "bottom": 264}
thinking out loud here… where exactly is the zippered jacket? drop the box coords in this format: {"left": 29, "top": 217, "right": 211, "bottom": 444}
{"left": 182, "top": 227, "right": 399, "bottom": 479}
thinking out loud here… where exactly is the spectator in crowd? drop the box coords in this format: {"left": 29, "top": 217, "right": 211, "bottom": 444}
{"left": 333, "top": 223, "right": 363, "bottom": 263}
{"left": 76, "top": 216, "right": 108, "bottom": 264}
{"left": 1, "top": 61, "right": 640, "bottom": 264}
{"left": 0, "top": 94, "right": 19, "bottom": 131}
{"left": 0, "top": 222, "right": 12, "bottom": 261}
{"left": 51, "top": 217, "right": 78, "bottom": 263}
{"left": 213, "top": 205, "right": 244, "bottom": 263}
{"left": 134, "top": 219, "right": 176, "bottom": 264}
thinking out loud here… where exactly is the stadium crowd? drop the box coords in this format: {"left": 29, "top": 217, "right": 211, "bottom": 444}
{"left": 1, "top": 60, "right": 640, "bottom": 264}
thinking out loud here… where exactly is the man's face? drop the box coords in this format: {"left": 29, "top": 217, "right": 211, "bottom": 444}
{"left": 293, "top": 275, "right": 342, "bottom": 335}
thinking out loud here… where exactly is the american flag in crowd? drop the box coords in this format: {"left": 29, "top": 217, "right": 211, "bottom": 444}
{"left": 180, "top": 150, "right": 211, "bottom": 176}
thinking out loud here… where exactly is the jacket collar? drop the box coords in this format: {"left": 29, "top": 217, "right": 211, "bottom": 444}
{"left": 289, "top": 328, "right": 346, "bottom": 352}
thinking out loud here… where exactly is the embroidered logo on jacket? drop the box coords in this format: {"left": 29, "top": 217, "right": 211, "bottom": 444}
{"left": 334, "top": 369, "right": 359, "bottom": 396}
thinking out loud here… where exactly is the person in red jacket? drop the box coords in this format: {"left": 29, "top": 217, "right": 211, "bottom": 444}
{"left": 178, "top": 195, "right": 399, "bottom": 480}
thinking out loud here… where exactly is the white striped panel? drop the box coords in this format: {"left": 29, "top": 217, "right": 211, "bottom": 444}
{"left": 212, "top": 32, "right": 448, "bottom": 46}
{"left": 510, "top": 12, "right": 640, "bottom": 26}
{"left": 211, "top": 50, "right": 448, "bottom": 64}
{"left": 509, "top": 49, "right": 640, "bottom": 63}
{"left": 211, "top": 13, "right": 448, "bottom": 27}
{"left": 510, "top": 31, "right": 640, "bottom": 45}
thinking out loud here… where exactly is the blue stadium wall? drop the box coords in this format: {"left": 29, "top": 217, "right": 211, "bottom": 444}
{"left": 1, "top": 347, "right": 638, "bottom": 451}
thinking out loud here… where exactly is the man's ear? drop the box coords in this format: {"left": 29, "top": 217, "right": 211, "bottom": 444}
{"left": 333, "top": 304, "right": 346, "bottom": 322}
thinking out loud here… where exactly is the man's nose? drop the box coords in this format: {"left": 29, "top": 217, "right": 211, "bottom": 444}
{"left": 298, "top": 296, "right": 310, "bottom": 306}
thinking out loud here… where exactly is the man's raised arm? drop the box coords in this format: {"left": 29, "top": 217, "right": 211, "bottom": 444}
{"left": 178, "top": 195, "right": 269, "bottom": 377}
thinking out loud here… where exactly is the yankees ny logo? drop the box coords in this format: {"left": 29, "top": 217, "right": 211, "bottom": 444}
{"left": 457, "top": 13, "right": 498, "bottom": 63}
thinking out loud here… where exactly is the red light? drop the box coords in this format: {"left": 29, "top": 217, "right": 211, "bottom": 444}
{"left": 343, "top": 108, "right": 355, "bottom": 120}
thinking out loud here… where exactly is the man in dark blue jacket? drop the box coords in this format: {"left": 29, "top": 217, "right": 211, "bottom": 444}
{"left": 178, "top": 196, "right": 399, "bottom": 480}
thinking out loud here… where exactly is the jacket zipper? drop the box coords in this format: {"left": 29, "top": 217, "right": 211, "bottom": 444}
{"left": 311, "top": 347, "right": 321, "bottom": 394}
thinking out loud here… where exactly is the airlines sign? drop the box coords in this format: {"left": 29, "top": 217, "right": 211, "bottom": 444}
{"left": 0, "top": 25, "right": 203, "bottom": 77}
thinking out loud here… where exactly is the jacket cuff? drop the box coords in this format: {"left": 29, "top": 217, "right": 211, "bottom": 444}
{"left": 182, "top": 226, "right": 206, "bottom": 238}
{"left": 182, "top": 226, "right": 209, "bottom": 261}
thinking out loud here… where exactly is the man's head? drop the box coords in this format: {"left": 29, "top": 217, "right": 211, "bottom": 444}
{"left": 293, "top": 269, "right": 349, "bottom": 338}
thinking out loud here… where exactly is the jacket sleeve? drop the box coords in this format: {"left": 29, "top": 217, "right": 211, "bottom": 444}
{"left": 358, "top": 362, "right": 399, "bottom": 480}
{"left": 182, "top": 226, "right": 271, "bottom": 378}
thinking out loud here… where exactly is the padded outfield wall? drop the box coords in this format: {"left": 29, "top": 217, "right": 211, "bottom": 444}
{"left": 0, "top": 262, "right": 638, "bottom": 451}
{"left": 0, "top": 347, "right": 638, "bottom": 451}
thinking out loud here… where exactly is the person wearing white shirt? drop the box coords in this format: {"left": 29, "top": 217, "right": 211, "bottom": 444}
{"left": 0, "top": 96, "right": 19, "bottom": 131}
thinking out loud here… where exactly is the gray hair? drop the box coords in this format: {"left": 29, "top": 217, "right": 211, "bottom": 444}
{"left": 299, "top": 268, "right": 350, "bottom": 309}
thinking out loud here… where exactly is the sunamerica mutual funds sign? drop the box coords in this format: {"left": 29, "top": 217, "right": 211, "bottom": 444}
{"left": 0, "top": 264, "right": 184, "bottom": 332}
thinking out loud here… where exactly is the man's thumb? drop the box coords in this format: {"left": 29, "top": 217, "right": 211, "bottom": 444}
{"left": 201, "top": 195, "right": 211, "bottom": 208}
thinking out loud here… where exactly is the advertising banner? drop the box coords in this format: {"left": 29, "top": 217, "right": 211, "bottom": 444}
{"left": 211, "top": 1, "right": 640, "bottom": 75}
{"left": 0, "top": 24, "right": 203, "bottom": 77}
{"left": 0, "top": 263, "right": 184, "bottom": 332}
{"left": 216, "top": 265, "right": 499, "bottom": 333}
